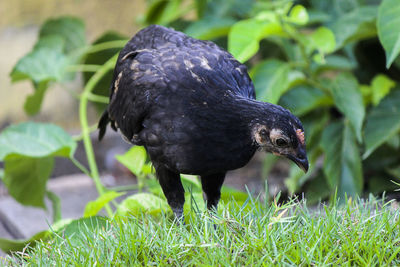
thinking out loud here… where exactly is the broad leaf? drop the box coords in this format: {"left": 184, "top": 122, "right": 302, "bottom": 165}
{"left": 116, "top": 193, "right": 169, "bottom": 217}
{"left": 195, "top": 0, "right": 207, "bottom": 18}
{"left": 185, "top": 17, "right": 235, "bottom": 40}
{"left": 0, "top": 122, "right": 76, "bottom": 159}
{"left": 144, "top": 0, "right": 183, "bottom": 26}
{"left": 33, "top": 35, "right": 65, "bottom": 52}
{"left": 332, "top": 6, "right": 377, "bottom": 48}
{"left": 377, "top": 0, "right": 400, "bottom": 68}
{"left": 205, "top": 0, "right": 254, "bottom": 19}
{"left": 331, "top": 73, "right": 365, "bottom": 142}
{"left": 84, "top": 191, "right": 125, "bottom": 217}
{"left": 228, "top": 19, "right": 283, "bottom": 62}
{"left": 279, "top": 85, "right": 333, "bottom": 117}
{"left": 0, "top": 122, "right": 76, "bottom": 208}
{"left": 0, "top": 218, "right": 74, "bottom": 253}
{"left": 362, "top": 74, "right": 396, "bottom": 106}
{"left": 10, "top": 48, "right": 69, "bottom": 84}
{"left": 116, "top": 146, "right": 147, "bottom": 177}
{"left": 311, "top": 55, "right": 356, "bottom": 73}
{"left": 10, "top": 17, "right": 86, "bottom": 116}
{"left": 286, "top": 5, "right": 309, "bottom": 25}
{"left": 39, "top": 16, "right": 86, "bottom": 54}
{"left": 321, "top": 121, "right": 363, "bottom": 199}
{"left": 0, "top": 230, "right": 49, "bottom": 254}
{"left": 363, "top": 89, "right": 400, "bottom": 158}
{"left": 23, "top": 81, "right": 49, "bottom": 116}
{"left": 310, "top": 27, "right": 336, "bottom": 53}
{"left": 250, "top": 60, "right": 291, "bottom": 104}
{"left": 3, "top": 156, "right": 54, "bottom": 208}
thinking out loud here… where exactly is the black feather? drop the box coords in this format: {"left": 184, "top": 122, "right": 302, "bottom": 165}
{"left": 98, "top": 110, "right": 110, "bottom": 141}
{"left": 97, "top": 25, "right": 307, "bottom": 218}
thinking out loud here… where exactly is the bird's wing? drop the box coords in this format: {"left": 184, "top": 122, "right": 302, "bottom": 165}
{"left": 118, "top": 25, "right": 256, "bottom": 99}
{"left": 99, "top": 25, "right": 256, "bottom": 141}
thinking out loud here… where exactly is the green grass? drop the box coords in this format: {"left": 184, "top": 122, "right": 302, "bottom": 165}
{"left": 3, "top": 196, "right": 400, "bottom": 266}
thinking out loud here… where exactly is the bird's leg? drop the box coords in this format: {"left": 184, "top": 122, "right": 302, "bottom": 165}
{"left": 200, "top": 173, "right": 226, "bottom": 211}
{"left": 155, "top": 166, "right": 185, "bottom": 220}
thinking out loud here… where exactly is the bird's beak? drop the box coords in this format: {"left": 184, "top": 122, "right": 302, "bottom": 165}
{"left": 286, "top": 147, "right": 309, "bottom": 173}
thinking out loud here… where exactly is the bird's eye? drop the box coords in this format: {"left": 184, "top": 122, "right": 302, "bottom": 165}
{"left": 260, "top": 129, "right": 268, "bottom": 138}
{"left": 275, "top": 138, "right": 288, "bottom": 147}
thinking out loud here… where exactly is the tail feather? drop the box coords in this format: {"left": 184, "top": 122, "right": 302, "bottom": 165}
{"left": 98, "top": 110, "right": 110, "bottom": 141}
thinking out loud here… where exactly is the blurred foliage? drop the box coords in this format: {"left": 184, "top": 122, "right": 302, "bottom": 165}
{"left": 1, "top": 0, "right": 400, "bottom": 254}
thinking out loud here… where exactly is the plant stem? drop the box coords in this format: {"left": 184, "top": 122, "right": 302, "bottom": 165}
{"left": 86, "top": 40, "right": 128, "bottom": 54}
{"left": 70, "top": 157, "right": 91, "bottom": 177}
{"left": 79, "top": 53, "right": 118, "bottom": 217}
{"left": 87, "top": 93, "right": 109, "bottom": 104}
{"left": 72, "top": 124, "right": 98, "bottom": 141}
{"left": 46, "top": 190, "right": 62, "bottom": 223}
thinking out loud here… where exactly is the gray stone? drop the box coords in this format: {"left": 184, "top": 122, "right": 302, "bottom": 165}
{"left": 0, "top": 174, "right": 99, "bottom": 241}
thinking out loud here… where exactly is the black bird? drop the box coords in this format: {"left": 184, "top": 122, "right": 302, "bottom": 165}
{"left": 99, "top": 25, "right": 308, "bottom": 218}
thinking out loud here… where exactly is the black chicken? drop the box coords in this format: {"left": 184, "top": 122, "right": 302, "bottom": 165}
{"left": 99, "top": 25, "right": 308, "bottom": 218}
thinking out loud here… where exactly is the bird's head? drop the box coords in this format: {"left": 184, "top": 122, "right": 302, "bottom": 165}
{"left": 252, "top": 111, "right": 309, "bottom": 173}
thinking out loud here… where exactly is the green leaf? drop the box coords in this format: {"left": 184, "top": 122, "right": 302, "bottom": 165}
{"left": 185, "top": 17, "right": 235, "bottom": 40}
{"left": 23, "top": 81, "right": 49, "bottom": 116}
{"left": 0, "top": 122, "right": 76, "bottom": 160}
{"left": 0, "top": 122, "right": 76, "bottom": 208}
{"left": 250, "top": 60, "right": 291, "bottom": 104}
{"left": 311, "top": 55, "right": 356, "bottom": 73}
{"left": 116, "top": 146, "right": 147, "bottom": 177}
{"left": 321, "top": 121, "right": 363, "bottom": 199}
{"left": 286, "top": 5, "right": 309, "bottom": 25}
{"left": 279, "top": 85, "right": 333, "bottom": 116}
{"left": 144, "top": 0, "right": 183, "bottom": 26}
{"left": 228, "top": 19, "right": 264, "bottom": 62}
{"left": 195, "top": 0, "right": 207, "bottom": 18}
{"left": 363, "top": 89, "right": 400, "bottom": 158}
{"left": 116, "top": 193, "right": 169, "bottom": 217}
{"left": 0, "top": 230, "right": 49, "bottom": 254}
{"left": 39, "top": 16, "right": 86, "bottom": 54}
{"left": 331, "top": 73, "right": 365, "bottom": 142}
{"left": 377, "top": 0, "right": 400, "bottom": 68}
{"left": 205, "top": 0, "right": 254, "bottom": 19}
{"left": 228, "top": 19, "right": 283, "bottom": 62}
{"left": 3, "top": 156, "right": 53, "bottom": 208}
{"left": 10, "top": 48, "right": 69, "bottom": 84}
{"left": 0, "top": 217, "right": 103, "bottom": 254}
{"left": 84, "top": 191, "right": 124, "bottom": 217}
{"left": 310, "top": 26, "right": 336, "bottom": 53}
{"left": 370, "top": 74, "right": 396, "bottom": 106}
{"left": 332, "top": 6, "right": 377, "bottom": 48}
{"left": 33, "top": 35, "right": 65, "bottom": 52}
